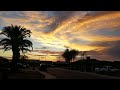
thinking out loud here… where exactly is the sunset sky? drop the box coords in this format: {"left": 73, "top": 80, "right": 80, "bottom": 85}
{"left": 0, "top": 11, "right": 120, "bottom": 62}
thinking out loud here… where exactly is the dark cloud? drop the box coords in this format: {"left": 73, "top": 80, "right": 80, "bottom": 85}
{"left": 70, "top": 38, "right": 91, "bottom": 45}
{"left": 74, "top": 11, "right": 112, "bottom": 22}
{"left": 86, "top": 28, "right": 120, "bottom": 37}
{"left": 90, "top": 41, "right": 110, "bottom": 47}
{"left": 32, "top": 49, "right": 63, "bottom": 54}
{"left": 89, "top": 40, "right": 120, "bottom": 61}
{"left": 103, "top": 46, "right": 120, "bottom": 57}
{"left": 40, "top": 11, "right": 86, "bottom": 33}
{"left": 90, "top": 40, "right": 120, "bottom": 47}
{"left": 88, "top": 50, "right": 102, "bottom": 55}
{"left": 29, "top": 21, "right": 40, "bottom": 24}
{"left": 102, "top": 41, "right": 120, "bottom": 60}
{"left": 89, "top": 11, "right": 118, "bottom": 16}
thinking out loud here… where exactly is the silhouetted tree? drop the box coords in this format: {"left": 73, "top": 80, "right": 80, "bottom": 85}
{"left": 62, "top": 49, "right": 71, "bottom": 63}
{"left": 62, "top": 49, "right": 79, "bottom": 63}
{"left": 70, "top": 49, "right": 79, "bottom": 62}
{"left": 0, "top": 24, "right": 33, "bottom": 70}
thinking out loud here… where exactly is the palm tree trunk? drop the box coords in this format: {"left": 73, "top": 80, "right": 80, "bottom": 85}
{"left": 11, "top": 40, "right": 20, "bottom": 61}
{"left": 12, "top": 49, "right": 20, "bottom": 62}
{"left": 11, "top": 47, "right": 20, "bottom": 71}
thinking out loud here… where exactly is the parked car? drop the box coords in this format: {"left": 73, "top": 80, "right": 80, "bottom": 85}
{"left": 95, "top": 66, "right": 119, "bottom": 72}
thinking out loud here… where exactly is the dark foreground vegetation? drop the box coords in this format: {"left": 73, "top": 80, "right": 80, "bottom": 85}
{"left": 0, "top": 57, "right": 45, "bottom": 79}
{"left": 0, "top": 25, "right": 45, "bottom": 79}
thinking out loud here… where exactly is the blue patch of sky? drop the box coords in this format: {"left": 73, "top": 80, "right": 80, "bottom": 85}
{"left": 41, "top": 11, "right": 55, "bottom": 17}
{"left": 0, "top": 11, "right": 26, "bottom": 19}
{"left": 0, "top": 18, "right": 6, "bottom": 29}
{"left": 0, "top": 26, "right": 3, "bottom": 30}
{"left": 29, "top": 20, "right": 49, "bottom": 25}
{"left": 26, "top": 37, "right": 43, "bottom": 49}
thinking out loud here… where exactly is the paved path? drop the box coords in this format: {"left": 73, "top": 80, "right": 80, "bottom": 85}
{"left": 36, "top": 68, "right": 56, "bottom": 79}
{"left": 47, "top": 68, "right": 120, "bottom": 79}
{"left": 38, "top": 71, "right": 56, "bottom": 79}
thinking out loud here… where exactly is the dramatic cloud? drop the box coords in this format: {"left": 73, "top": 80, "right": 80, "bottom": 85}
{"left": 87, "top": 40, "right": 120, "bottom": 61}
{"left": 0, "top": 11, "right": 120, "bottom": 61}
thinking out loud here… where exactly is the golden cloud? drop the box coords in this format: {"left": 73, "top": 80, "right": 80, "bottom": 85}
{"left": 1, "top": 11, "right": 120, "bottom": 61}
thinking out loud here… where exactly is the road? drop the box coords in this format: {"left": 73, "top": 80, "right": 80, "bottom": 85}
{"left": 47, "top": 68, "right": 120, "bottom": 79}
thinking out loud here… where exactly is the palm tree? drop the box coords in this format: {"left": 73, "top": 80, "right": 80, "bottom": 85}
{"left": 70, "top": 49, "right": 79, "bottom": 62}
{"left": 62, "top": 49, "right": 72, "bottom": 63}
{"left": 0, "top": 24, "right": 33, "bottom": 70}
{"left": 62, "top": 49, "right": 79, "bottom": 63}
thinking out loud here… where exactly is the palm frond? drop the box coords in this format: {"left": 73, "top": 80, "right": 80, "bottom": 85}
{"left": 21, "top": 47, "right": 32, "bottom": 53}
{"left": 4, "top": 46, "right": 12, "bottom": 52}
{"left": 0, "top": 25, "right": 33, "bottom": 60}
{"left": 21, "top": 39, "right": 33, "bottom": 48}
{"left": 0, "top": 38, "right": 11, "bottom": 46}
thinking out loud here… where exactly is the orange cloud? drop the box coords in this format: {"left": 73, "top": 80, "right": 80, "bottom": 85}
{"left": 1, "top": 11, "right": 120, "bottom": 61}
